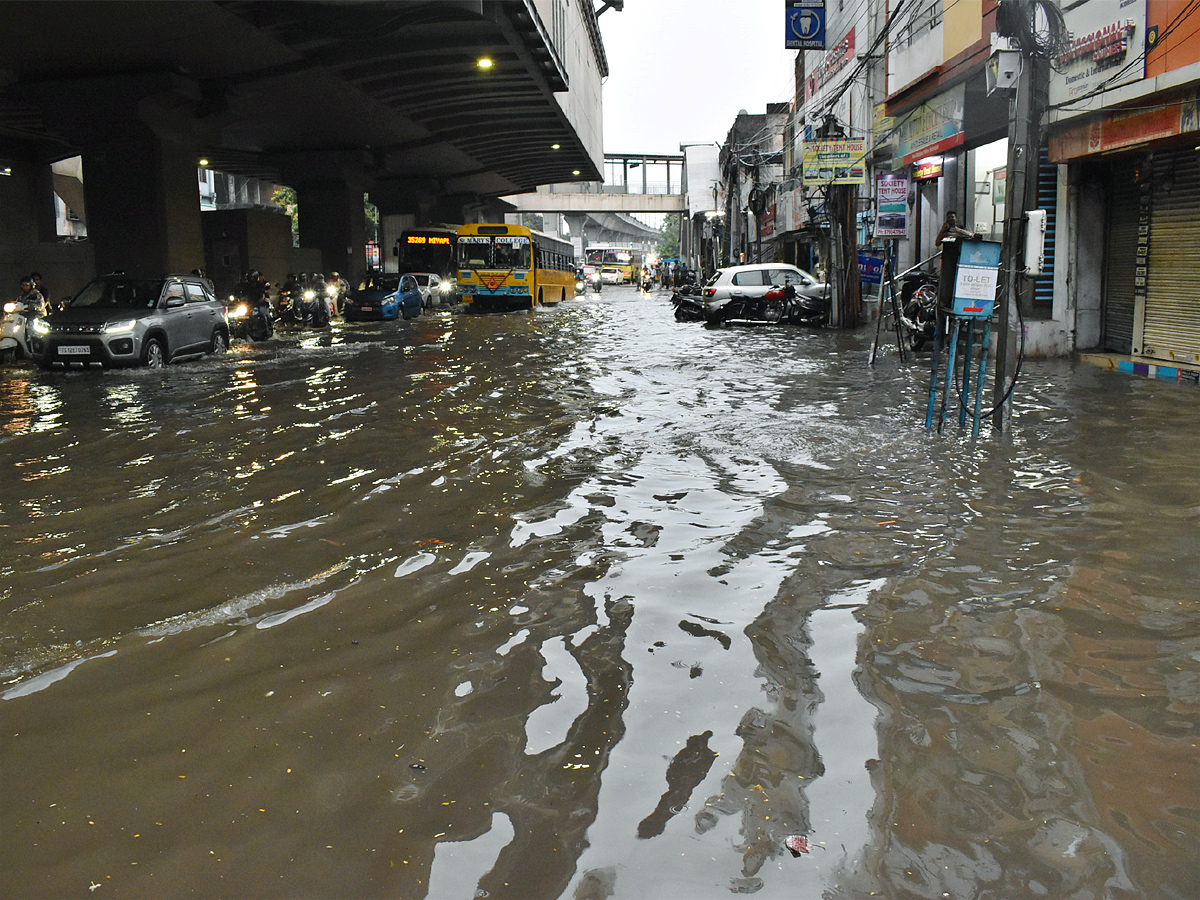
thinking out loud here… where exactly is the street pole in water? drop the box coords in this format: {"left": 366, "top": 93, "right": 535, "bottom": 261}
{"left": 994, "top": 55, "right": 1036, "bottom": 432}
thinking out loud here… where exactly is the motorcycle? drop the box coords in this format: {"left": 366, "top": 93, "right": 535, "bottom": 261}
{"left": 298, "top": 281, "right": 331, "bottom": 327}
{"left": 706, "top": 281, "right": 830, "bottom": 327}
{"left": 779, "top": 281, "right": 830, "bottom": 326}
{"left": 896, "top": 271, "right": 939, "bottom": 350}
{"left": 0, "top": 298, "right": 36, "bottom": 362}
{"left": 227, "top": 288, "right": 274, "bottom": 342}
{"left": 672, "top": 284, "right": 706, "bottom": 321}
{"left": 275, "top": 283, "right": 300, "bottom": 325}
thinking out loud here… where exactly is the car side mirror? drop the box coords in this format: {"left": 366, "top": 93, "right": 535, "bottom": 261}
{"left": 166, "top": 295, "right": 186, "bottom": 309}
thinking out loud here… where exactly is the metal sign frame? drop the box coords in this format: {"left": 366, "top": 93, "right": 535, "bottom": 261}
{"left": 786, "top": 0, "right": 826, "bottom": 50}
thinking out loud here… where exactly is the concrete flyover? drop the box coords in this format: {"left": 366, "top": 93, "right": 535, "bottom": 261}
{"left": 0, "top": 1, "right": 607, "bottom": 294}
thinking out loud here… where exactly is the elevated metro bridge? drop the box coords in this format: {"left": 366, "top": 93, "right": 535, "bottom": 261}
{"left": 0, "top": 0, "right": 608, "bottom": 294}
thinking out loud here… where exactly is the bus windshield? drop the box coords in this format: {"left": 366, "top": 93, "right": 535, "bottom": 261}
{"left": 457, "top": 236, "right": 531, "bottom": 269}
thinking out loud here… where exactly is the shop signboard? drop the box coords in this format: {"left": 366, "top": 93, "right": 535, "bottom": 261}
{"left": 789, "top": 188, "right": 811, "bottom": 230}
{"left": 952, "top": 241, "right": 1002, "bottom": 318}
{"left": 858, "top": 251, "right": 884, "bottom": 284}
{"left": 802, "top": 139, "right": 867, "bottom": 186}
{"left": 896, "top": 84, "right": 965, "bottom": 168}
{"left": 876, "top": 172, "right": 908, "bottom": 237}
{"left": 1049, "top": 0, "right": 1146, "bottom": 109}
{"left": 992, "top": 167, "right": 1007, "bottom": 205}
{"left": 913, "top": 158, "right": 944, "bottom": 180}
{"left": 1049, "top": 86, "right": 1198, "bottom": 160}
{"left": 760, "top": 204, "right": 777, "bottom": 239}
{"left": 805, "top": 28, "right": 855, "bottom": 102}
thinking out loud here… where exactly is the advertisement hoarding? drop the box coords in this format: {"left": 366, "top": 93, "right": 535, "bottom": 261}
{"left": 802, "top": 139, "right": 867, "bottom": 186}
{"left": 876, "top": 172, "right": 908, "bottom": 237}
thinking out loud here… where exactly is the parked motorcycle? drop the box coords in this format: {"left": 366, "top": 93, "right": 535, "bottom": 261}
{"left": 0, "top": 298, "right": 36, "bottom": 362}
{"left": 896, "top": 271, "right": 939, "bottom": 350}
{"left": 706, "top": 281, "right": 830, "bottom": 327}
{"left": 779, "top": 281, "right": 830, "bottom": 326}
{"left": 672, "top": 284, "right": 706, "bottom": 321}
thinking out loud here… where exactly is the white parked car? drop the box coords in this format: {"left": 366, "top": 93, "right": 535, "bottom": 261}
{"left": 701, "top": 264, "right": 827, "bottom": 320}
{"left": 408, "top": 272, "right": 451, "bottom": 308}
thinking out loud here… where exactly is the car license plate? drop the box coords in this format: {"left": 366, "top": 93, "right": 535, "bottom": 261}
{"left": 58, "top": 345, "right": 91, "bottom": 356}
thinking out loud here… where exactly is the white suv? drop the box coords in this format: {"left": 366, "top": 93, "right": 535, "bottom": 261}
{"left": 701, "top": 264, "right": 826, "bottom": 317}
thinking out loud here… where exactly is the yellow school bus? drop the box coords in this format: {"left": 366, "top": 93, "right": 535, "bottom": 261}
{"left": 584, "top": 245, "right": 644, "bottom": 283}
{"left": 456, "top": 223, "right": 575, "bottom": 311}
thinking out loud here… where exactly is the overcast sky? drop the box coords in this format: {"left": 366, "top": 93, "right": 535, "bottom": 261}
{"left": 595, "top": 1, "right": 799, "bottom": 155}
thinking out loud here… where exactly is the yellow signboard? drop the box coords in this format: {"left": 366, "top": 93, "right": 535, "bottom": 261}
{"left": 802, "top": 139, "right": 867, "bottom": 186}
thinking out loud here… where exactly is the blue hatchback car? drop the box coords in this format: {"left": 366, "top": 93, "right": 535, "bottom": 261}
{"left": 344, "top": 273, "right": 423, "bottom": 321}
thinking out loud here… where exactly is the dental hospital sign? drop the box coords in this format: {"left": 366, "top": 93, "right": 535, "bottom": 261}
{"left": 1056, "top": 20, "right": 1135, "bottom": 68}
{"left": 1049, "top": 0, "right": 1146, "bottom": 107}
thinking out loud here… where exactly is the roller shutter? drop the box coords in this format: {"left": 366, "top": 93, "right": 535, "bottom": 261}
{"left": 1103, "top": 161, "right": 1139, "bottom": 354}
{"left": 1142, "top": 149, "right": 1200, "bottom": 365}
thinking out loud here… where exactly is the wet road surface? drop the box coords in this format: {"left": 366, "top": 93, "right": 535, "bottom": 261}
{"left": 1, "top": 285, "right": 1197, "bottom": 899}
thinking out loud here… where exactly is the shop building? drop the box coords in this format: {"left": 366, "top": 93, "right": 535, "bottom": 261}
{"left": 1049, "top": 0, "right": 1200, "bottom": 368}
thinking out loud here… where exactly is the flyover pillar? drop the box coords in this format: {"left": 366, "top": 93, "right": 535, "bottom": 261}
{"left": 28, "top": 75, "right": 208, "bottom": 277}
{"left": 563, "top": 214, "right": 588, "bottom": 258}
{"left": 83, "top": 130, "right": 205, "bottom": 277}
{"left": 281, "top": 152, "right": 369, "bottom": 286}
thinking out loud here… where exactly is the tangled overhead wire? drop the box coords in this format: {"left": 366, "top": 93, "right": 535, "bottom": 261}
{"left": 997, "top": 0, "right": 1070, "bottom": 62}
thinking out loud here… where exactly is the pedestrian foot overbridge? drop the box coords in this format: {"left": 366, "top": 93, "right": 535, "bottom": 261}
{"left": 504, "top": 153, "right": 687, "bottom": 216}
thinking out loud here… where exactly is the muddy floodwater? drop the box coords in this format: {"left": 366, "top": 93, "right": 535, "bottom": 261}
{"left": 0, "top": 285, "right": 1197, "bottom": 900}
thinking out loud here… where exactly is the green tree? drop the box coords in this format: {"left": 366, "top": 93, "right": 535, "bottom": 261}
{"left": 364, "top": 192, "right": 380, "bottom": 244}
{"left": 658, "top": 215, "right": 680, "bottom": 259}
{"left": 522, "top": 213, "right": 545, "bottom": 232}
{"left": 272, "top": 185, "right": 299, "bottom": 247}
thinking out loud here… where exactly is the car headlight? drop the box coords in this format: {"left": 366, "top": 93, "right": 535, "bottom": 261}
{"left": 103, "top": 320, "right": 137, "bottom": 334}
{"left": 439, "top": 282, "right": 451, "bottom": 293}
{"left": 31, "top": 317, "right": 50, "bottom": 335}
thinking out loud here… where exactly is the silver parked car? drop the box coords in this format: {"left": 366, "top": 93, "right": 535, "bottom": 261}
{"left": 701, "top": 263, "right": 829, "bottom": 324}
{"left": 30, "top": 273, "right": 229, "bottom": 368}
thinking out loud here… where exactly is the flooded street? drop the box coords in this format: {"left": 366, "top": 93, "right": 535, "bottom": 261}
{"left": 1, "top": 285, "right": 1197, "bottom": 900}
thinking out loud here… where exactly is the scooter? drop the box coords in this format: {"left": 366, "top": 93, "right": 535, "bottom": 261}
{"left": 0, "top": 298, "right": 35, "bottom": 363}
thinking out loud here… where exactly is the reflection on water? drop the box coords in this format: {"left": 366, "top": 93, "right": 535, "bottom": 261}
{"left": 0, "top": 298, "right": 1197, "bottom": 899}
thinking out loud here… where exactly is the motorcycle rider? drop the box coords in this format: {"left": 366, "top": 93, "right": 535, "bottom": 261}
{"left": 327, "top": 271, "right": 347, "bottom": 316}
{"left": 278, "top": 272, "right": 301, "bottom": 323}
{"left": 19, "top": 275, "right": 46, "bottom": 317}
{"left": 1, "top": 276, "right": 44, "bottom": 361}
{"left": 301, "top": 272, "right": 331, "bottom": 327}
